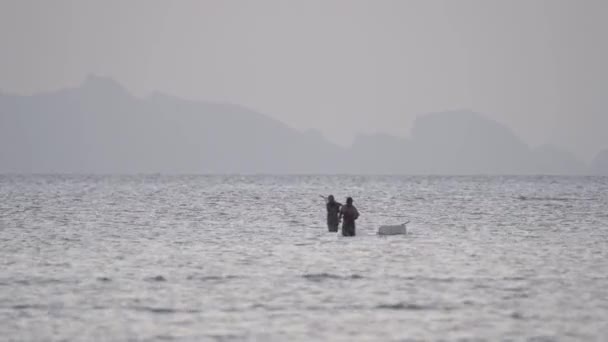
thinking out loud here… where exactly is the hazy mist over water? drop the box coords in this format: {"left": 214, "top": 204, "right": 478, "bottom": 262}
{"left": 0, "top": 75, "right": 606, "bottom": 175}
{"left": 2, "top": 1, "right": 608, "bottom": 340}
{"left": 1, "top": 0, "right": 608, "bottom": 160}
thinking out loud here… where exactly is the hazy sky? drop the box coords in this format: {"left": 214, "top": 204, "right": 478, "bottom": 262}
{"left": 1, "top": 0, "right": 607, "bottom": 160}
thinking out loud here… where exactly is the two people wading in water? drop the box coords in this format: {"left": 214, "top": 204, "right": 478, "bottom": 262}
{"left": 324, "top": 195, "right": 359, "bottom": 236}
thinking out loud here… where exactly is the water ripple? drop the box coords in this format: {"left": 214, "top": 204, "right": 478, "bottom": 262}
{"left": 1, "top": 175, "right": 607, "bottom": 340}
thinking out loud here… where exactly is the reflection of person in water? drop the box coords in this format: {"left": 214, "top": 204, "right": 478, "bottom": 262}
{"left": 340, "top": 197, "right": 359, "bottom": 237}
{"left": 325, "top": 195, "right": 342, "bottom": 232}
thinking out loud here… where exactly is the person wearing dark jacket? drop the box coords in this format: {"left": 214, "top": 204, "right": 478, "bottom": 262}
{"left": 340, "top": 197, "right": 359, "bottom": 236}
{"left": 325, "top": 195, "right": 342, "bottom": 232}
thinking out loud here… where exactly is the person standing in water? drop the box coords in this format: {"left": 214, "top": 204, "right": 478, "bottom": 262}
{"left": 340, "top": 197, "right": 359, "bottom": 236}
{"left": 325, "top": 195, "right": 342, "bottom": 232}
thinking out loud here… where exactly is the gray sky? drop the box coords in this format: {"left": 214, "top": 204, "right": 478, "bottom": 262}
{"left": 1, "top": 0, "right": 607, "bottom": 160}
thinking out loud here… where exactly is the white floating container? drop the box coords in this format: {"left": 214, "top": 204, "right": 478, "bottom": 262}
{"left": 377, "top": 222, "right": 408, "bottom": 235}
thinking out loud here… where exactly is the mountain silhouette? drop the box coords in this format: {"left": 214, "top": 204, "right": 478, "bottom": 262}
{"left": 0, "top": 75, "right": 346, "bottom": 174}
{"left": 407, "top": 111, "right": 533, "bottom": 174}
{"left": 590, "top": 150, "right": 608, "bottom": 175}
{"left": 0, "top": 75, "right": 591, "bottom": 174}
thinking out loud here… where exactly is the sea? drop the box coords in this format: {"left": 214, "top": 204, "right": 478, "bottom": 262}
{"left": 1, "top": 175, "right": 607, "bottom": 341}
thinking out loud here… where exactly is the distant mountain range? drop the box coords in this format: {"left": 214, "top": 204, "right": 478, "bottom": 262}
{"left": 590, "top": 150, "right": 608, "bottom": 175}
{"left": 0, "top": 75, "right": 606, "bottom": 175}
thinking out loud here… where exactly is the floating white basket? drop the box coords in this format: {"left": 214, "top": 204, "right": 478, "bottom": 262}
{"left": 377, "top": 221, "right": 408, "bottom": 235}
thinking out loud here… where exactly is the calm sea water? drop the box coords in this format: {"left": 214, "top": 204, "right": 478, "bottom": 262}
{"left": 1, "top": 175, "right": 607, "bottom": 341}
